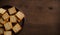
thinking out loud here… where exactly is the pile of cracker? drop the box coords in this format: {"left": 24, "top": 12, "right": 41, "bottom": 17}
{"left": 0, "top": 7, "right": 25, "bottom": 35}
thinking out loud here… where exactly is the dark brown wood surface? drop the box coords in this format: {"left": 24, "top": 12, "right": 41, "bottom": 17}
{"left": 0, "top": 0, "right": 60, "bottom": 35}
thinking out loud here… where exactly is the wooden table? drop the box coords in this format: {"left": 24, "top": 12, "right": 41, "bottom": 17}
{"left": 0, "top": 0, "right": 60, "bottom": 35}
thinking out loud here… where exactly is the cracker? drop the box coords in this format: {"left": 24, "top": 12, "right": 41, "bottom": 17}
{"left": 8, "top": 7, "right": 16, "bottom": 15}
{"left": 0, "top": 8, "right": 6, "bottom": 14}
{"left": 4, "top": 31, "right": 12, "bottom": 35}
{"left": 10, "top": 15, "right": 17, "bottom": 23}
{"left": 2, "top": 12, "right": 9, "bottom": 20}
{"left": 12, "top": 23, "right": 21, "bottom": 33}
{"left": 4, "top": 22, "right": 12, "bottom": 30}
{"left": 15, "top": 11, "right": 25, "bottom": 20}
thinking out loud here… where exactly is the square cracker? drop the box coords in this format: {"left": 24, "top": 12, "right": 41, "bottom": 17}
{"left": 15, "top": 11, "right": 25, "bottom": 20}
{"left": 4, "top": 22, "right": 12, "bottom": 30}
{"left": 2, "top": 12, "right": 9, "bottom": 20}
{"left": 10, "top": 15, "right": 17, "bottom": 23}
{"left": 12, "top": 23, "right": 21, "bottom": 33}
{"left": 4, "top": 31, "right": 12, "bottom": 35}
{"left": 0, "top": 8, "right": 6, "bottom": 14}
{"left": 8, "top": 7, "right": 16, "bottom": 15}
